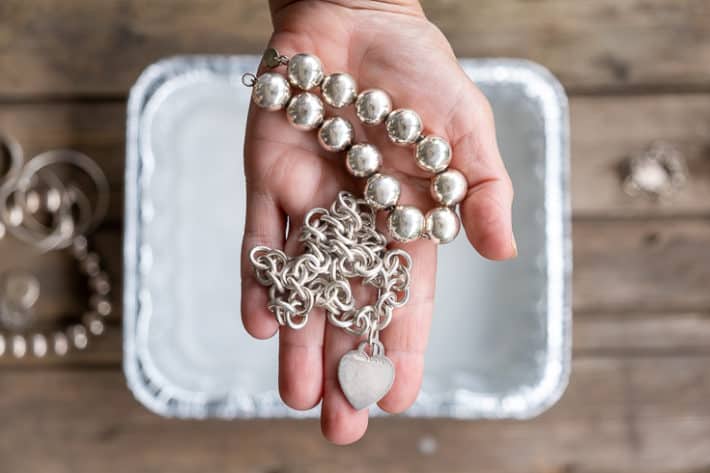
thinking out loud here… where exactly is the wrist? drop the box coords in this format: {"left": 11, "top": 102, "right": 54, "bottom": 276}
{"left": 269, "top": 0, "right": 424, "bottom": 17}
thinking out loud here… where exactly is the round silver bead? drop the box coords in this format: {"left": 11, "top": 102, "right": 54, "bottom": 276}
{"left": 346, "top": 144, "right": 382, "bottom": 178}
{"left": 252, "top": 72, "right": 291, "bottom": 111}
{"left": 53, "top": 332, "right": 69, "bottom": 356}
{"left": 431, "top": 169, "right": 467, "bottom": 206}
{"left": 364, "top": 173, "right": 401, "bottom": 210}
{"left": 286, "top": 92, "right": 324, "bottom": 130}
{"left": 425, "top": 207, "right": 461, "bottom": 244}
{"left": 32, "top": 333, "right": 47, "bottom": 357}
{"left": 318, "top": 117, "right": 354, "bottom": 152}
{"left": 90, "top": 272, "right": 111, "bottom": 296}
{"left": 287, "top": 53, "right": 324, "bottom": 90}
{"left": 83, "top": 312, "right": 105, "bottom": 335}
{"left": 388, "top": 206, "right": 425, "bottom": 242}
{"left": 12, "top": 334, "right": 26, "bottom": 358}
{"left": 70, "top": 325, "right": 88, "bottom": 350}
{"left": 385, "top": 109, "right": 423, "bottom": 145}
{"left": 321, "top": 73, "right": 357, "bottom": 108}
{"left": 415, "top": 136, "right": 452, "bottom": 173}
{"left": 82, "top": 252, "right": 100, "bottom": 277}
{"left": 355, "top": 89, "right": 392, "bottom": 125}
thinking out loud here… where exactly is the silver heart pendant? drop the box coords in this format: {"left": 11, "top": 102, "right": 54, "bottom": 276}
{"left": 338, "top": 342, "right": 395, "bottom": 410}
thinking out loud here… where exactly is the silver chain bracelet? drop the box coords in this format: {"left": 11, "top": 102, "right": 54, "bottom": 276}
{"left": 250, "top": 191, "right": 411, "bottom": 340}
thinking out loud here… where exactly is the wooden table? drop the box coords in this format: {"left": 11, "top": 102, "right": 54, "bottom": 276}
{"left": 1, "top": 1, "right": 709, "bottom": 471}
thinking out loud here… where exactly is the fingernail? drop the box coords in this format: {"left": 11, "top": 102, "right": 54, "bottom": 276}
{"left": 511, "top": 233, "right": 518, "bottom": 258}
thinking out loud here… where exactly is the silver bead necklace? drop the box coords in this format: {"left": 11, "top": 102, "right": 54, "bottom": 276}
{"left": 242, "top": 48, "right": 467, "bottom": 409}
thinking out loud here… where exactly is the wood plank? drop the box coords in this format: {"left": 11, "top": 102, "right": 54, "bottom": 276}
{"left": 571, "top": 95, "right": 710, "bottom": 218}
{"left": 427, "top": 0, "right": 710, "bottom": 94}
{"left": 574, "top": 312, "right": 710, "bottom": 356}
{"left": 0, "top": 356, "right": 709, "bottom": 473}
{"left": 1, "top": 0, "right": 710, "bottom": 96}
{"left": 573, "top": 219, "right": 710, "bottom": 314}
{"left": 5, "top": 217, "right": 710, "bottom": 365}
{"left": 3, "top": 94, "right": 710, "bottom": 223}
{"left": 0, "top": 0, "right": 272, "bottom": 97}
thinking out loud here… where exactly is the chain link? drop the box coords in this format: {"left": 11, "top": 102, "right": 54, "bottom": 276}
{"left": 249, "top": 191, "right": 411, "bottom": 341}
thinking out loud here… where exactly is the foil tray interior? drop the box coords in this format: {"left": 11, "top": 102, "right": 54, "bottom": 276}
{"left": 124, "top": 55, "right": 571, "bottom": 419}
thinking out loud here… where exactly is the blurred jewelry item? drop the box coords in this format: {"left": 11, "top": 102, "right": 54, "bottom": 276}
{"left": 0, "top": 138, "right": 112, "bottom": 358}
{"left": 2, "top": 149, "right": 109, "bottom": 252}
{"left": 243, "top": 48, "right": 468, "bottom": 409}
{"left": 0, "top": 132, "right": 23, "bottom": 195}
{"left": 0, "top": 270, "right": 40, "bottom": 331}
{"left": 623, "top": 141, "right": 687, "bottom": 199}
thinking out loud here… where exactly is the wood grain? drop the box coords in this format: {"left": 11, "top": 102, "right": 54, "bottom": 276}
{"left": 0, "top": 356, "right": 709, "bottom": 473}
{"left": 0, "top": 0, "right": 272, "bottom": 97}
{"left": 574, "top": 312, "right": 710, "bottom": 356}
{"left": 573, "top": 218, "right": 710, "bottom": 314}
{"left": 571, "top": 95, "right": 710, "bottom": 218}
{"left": 3, "top": 95, "right": 710, "bottom": 225}
{"left": 426, "top": 0, "right": 710, "bottom": 94}
{"left": 1, "top": 0, "right": 710, "bottom": 96}
{"left": 5, "top": 217, "right": 710, "bottom": 365}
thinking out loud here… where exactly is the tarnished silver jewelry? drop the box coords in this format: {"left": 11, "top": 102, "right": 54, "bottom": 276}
{"left": 250, "top": 192, "right": 410, "bottom": 408}
{"left": 623, "top": 141, "right": 687, "bottom": 199}
{"left": 2, "top": 149, "right": 110, "bottom": 252}
{"left": 431, "top": 168, "right": 467, "bottom": 206}
{"left": 245, "top": 48, "right": 464, "bottom": 244}
{"left": 321, "top": 73, "right": 357, "bottom": 108}
{"left": 0, "top": 133, "right": 23, "bottom": 195}
{"left": 286, "top": 92, "right": 324, "bottom": 130}
{"left": 287, "top": 53, "right": 325, "bottom": 90}
{"left": 0, "top": 236, "right": 113, "bottom": 358}
{"left": 242, "top": 47, "right": 468, "bottom": 409}
{"left": 355, "top": 89, "right": 392, "bottom": 126}
{"left": 0, "top": 143, "right": 112, "bottom": 358}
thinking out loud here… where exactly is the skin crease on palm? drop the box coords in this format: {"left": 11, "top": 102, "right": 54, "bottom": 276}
{"left": 240, "top": 0, "right": 516, "bottom": 445}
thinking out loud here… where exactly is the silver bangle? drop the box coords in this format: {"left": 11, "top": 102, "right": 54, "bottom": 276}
{"left": 4, "top": 149, "right": 110, "bottom": 251}
{"left": 0, "top": 132, "right": 23, "bottom": 195}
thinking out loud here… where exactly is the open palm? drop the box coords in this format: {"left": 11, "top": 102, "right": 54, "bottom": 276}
{"left": 241, "top": 0, "right": 515, "bottom": 444}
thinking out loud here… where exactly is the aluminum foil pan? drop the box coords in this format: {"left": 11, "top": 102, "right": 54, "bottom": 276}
{"left": 124, "top": 55, "right": 571, "bottom": 419}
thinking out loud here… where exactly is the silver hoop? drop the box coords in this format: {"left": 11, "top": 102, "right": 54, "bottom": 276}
{"left": 16, "top": 149, "right": 110, "bottom": 232}
{"left": 0, "top": 132, "right": 23, "bottom": 195}
{"left": 1, "top": 149, "right": 110, "bottom": 251}
{"left": 1, "top": 169, "right": 75, "bottom": 251}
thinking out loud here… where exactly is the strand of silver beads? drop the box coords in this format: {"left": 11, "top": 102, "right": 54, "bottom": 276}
{"left": 245, "top": 48, "right": 466, "bottom": 244}
{"left": 0, "top": 234, "right": 112, "bottom": 358}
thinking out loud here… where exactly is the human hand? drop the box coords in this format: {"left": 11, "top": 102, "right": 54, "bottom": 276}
{"left": 241, "top": 0, "right": 516, "bottom": 444}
